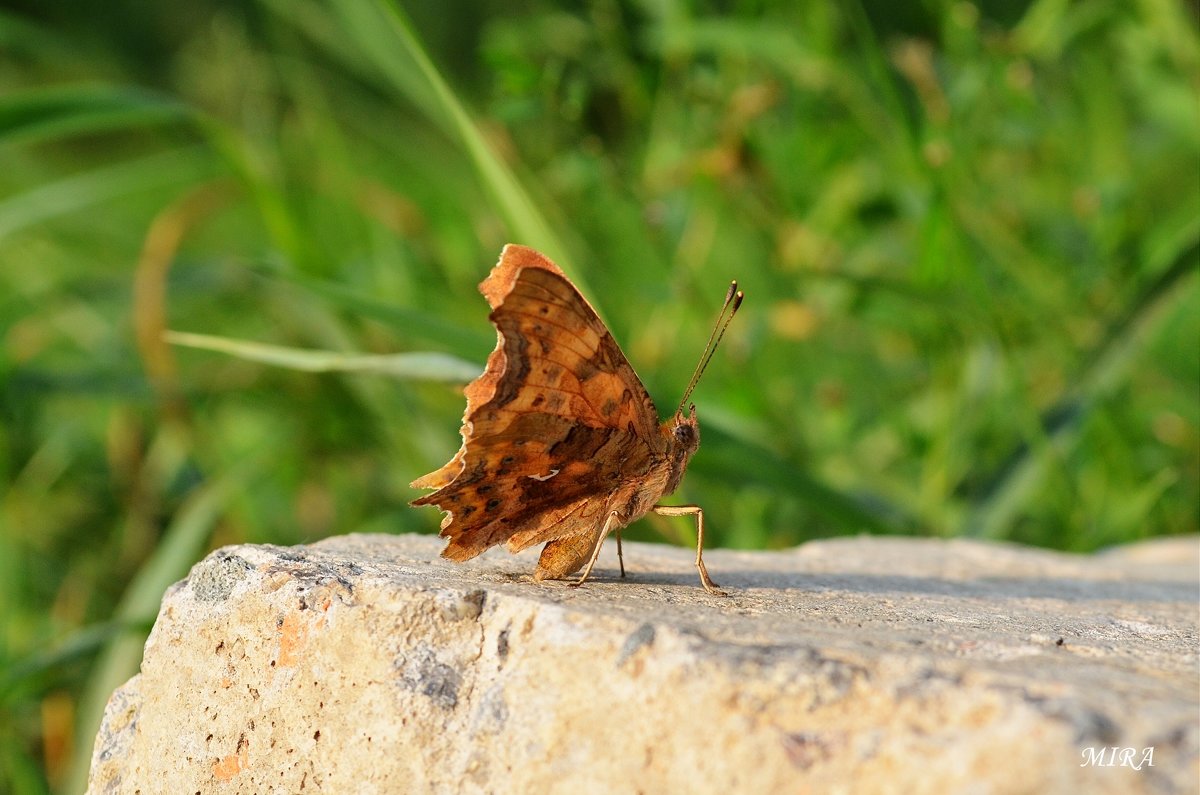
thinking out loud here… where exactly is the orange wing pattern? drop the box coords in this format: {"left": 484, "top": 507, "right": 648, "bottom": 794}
{"left": 411, "top": 245, "right": 664, "bottom": 561}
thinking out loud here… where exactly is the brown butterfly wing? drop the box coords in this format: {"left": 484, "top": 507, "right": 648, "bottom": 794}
{"left": 411, "top": 245, "right": 664, "bottom": 561}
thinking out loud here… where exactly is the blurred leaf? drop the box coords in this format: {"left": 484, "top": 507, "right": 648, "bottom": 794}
{"left": 967, "top": 242, "right": 1199, "bottom": 537}
{"left": 1, "top": 741, "right": 47, "bottom": 795}
{"left": 0, "top": 620, "right": 149, "bottom": 703}
{"left": 700, "top": 427, "right": 915, "bottom": 536}
{"left": 0, "top": 84, "right": 190, "bottom": 146}
{"left": 0, "top": 146, "right": 217, "bottom": 242}
{"left": 0, "top": 9, "right": 76, "bottom": 65}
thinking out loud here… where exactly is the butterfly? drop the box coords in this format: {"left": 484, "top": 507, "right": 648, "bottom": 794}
{"left": 411, "top": 244, "right": 741, "bottom": 594}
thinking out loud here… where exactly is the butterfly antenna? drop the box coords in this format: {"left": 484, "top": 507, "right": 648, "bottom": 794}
{"left": 676, "top": 281, "right": 743, "bottom": 414}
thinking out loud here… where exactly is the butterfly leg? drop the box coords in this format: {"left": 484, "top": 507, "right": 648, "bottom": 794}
{"left": 616, "top": 528, "right": 626, "bottom": 577}
{"left": 570, "top": 511, "right": 621, "bottom": 588}
{"left": 651, "top": 505, "right": 726, "bottom": 596}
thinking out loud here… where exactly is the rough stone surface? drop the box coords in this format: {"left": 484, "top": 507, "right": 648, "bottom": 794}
{"left": 87, "top": 533, "right": 1199, "bottom": 794}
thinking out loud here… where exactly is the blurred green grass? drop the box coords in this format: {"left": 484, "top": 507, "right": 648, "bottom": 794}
{"left": 1, "top": 0, "right": 1197, "bottom": 791}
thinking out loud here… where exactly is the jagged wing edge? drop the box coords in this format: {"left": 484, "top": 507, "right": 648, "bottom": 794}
{"left": 408, "top": 245, "right": 574, "bottom": 514}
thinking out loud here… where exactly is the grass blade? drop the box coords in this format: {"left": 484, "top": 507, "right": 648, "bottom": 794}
{"left": 257, "top": 266, "right": 494, "bottom": 356}
{"left": 0, "top": 146, "right": 216, "bottom": 242}
{"left": 270, "top": 0, "right": 579, "bottom": 278}
{"left": 0, "top": 84, "right": 190, "bottom": 146}
{"left": 166, "top": 330, "right": 481, "bottom": 382}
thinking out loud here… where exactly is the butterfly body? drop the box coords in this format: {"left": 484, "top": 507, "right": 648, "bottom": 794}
{"left": 531, "top": 408, "right": 701, "bottom": 580}
{"left": 411, "top": 245, "right": 731, "bottom": 593}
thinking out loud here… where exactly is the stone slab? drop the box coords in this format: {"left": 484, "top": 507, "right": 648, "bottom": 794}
{"left": 87, "top": 533, "right": 1199, "bottom": 794}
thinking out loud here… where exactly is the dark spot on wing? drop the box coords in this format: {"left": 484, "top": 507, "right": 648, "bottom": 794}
{"left": 548, "top": 423, "right": 618, "bottom": 460}
{"left": 576, "top": 357, "right": 598, "bottom": 381}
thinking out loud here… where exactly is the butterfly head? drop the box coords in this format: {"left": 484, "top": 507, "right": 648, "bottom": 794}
{"left": 670, "top": 403, "right": 701, "bottom": 456}
{"left": 661, "top": 404, "right": 701, "bottom": 497}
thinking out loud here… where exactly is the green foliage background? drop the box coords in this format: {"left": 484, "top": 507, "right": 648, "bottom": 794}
{"left": 1, "top": 0, "right": 1196, "bottom": 791}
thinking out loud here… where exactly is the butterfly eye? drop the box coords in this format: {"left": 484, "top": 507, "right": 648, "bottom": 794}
{"left": 673, "top": 423, "right": 696, "bottom": 444}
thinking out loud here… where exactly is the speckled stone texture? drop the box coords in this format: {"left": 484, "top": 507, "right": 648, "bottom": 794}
{"left": 87, "top": 533, "right": 1199, "bottom": 794}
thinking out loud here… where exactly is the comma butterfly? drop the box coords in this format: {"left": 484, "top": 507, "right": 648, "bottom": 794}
{"left": 411, "top": 245, "right": 741, "bottom": 594}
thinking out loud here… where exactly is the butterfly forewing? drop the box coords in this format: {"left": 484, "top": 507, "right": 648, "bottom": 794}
{"left": 411, "top": 245, "right": 664, "bottom": 561}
